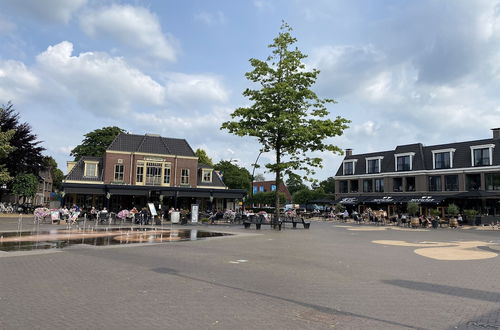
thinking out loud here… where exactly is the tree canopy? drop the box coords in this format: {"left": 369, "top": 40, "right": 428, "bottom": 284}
{"left": 253, "top": 173, "right": 266, "bottom": 182}
{"left": 195, "top": 148, "right": 213, "bottom": 166}
{"left": 12, "top": 173, "right": 38, "bottom": 203}
{"left": 221, "top": 22, "right": 349, "bottom": 223}
{"left": 71, "top": 126, "right": 126, "bottom": 161}
{"left": 0, "top": 102, "right": 45, "bottom": 177}
{"left": 214, "top": 160, "right": 252, "bottom": 191}
{"left": 286, "top": 173, "right": 307, "bottom": 195}
{"left": 319, "top": 177, "right": 335, "bottom": 194}
{"left": 292, "top": 187, "right": 326, "bottom": 205}
{"left": 0, "top": 129, "right": 15, "bottom": 184}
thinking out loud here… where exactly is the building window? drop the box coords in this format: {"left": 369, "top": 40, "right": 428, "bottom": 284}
{"left": 445, "top": 175, "right": 459, "bottom": 191}
{"left": 428, "top": 176, "right": 442, "bottom": 192}
{"left": 181, "top": 169, "right": 190, "bottom": 185}
{"left": 164, "top": 166, "right": 171, "bottom": 184}
{"left": 271, "top": 184, "right": 276, "bottom": 191}
{"left": 343, "top": 161, "right": 355, "bottom": 175}
{"left": 114, "top": 164, "right": 124, "bottom": 181}
{"left": 136, "top": 162, "right": 144, "bottom": 183}
{"left": 202, "top": 169, "right": 212, "bottom": 183}
{"left": 396, "top": 156, "right": 411, "bottom": 171}
{"left": 259, "top": 186, "right": 264, "bottom": 192}
{"left": 349, "top": 180, "right": 358, "bottom": 193}
{"left": 253, "top": 186, "right": 258, "bottom": 194}
{"left": 466, "top": 174, "right": 481, "bottom": 191}
{"left": 405, "top": 177, "right": 416, "bottom": 192}
{"left": 471, "top": 144, "right": 494, "bottom": 166}
{"left": 434, "top": 152, "right": 450, "bottom": 169}
{"left": 366, "top": 159, "right": 380, "bottom": 174}
{"left": 393, "top": 178, "right": 403, "bottom": 192}
{"left": 340, "top": 181, "right": 348, "bottom": 193}
{"left": 146, "top": 162, "right": 162, "bottom": 186}
{"left": 486, "top": 173, "right": 500, "bottom": 190}
{"left": 363, "top": 179, "right": 373, "bottom": 192}
{"left": 84, "top": 162, "right": 98, "bottom": 177}
{"left": 374, "top": 179, "right": 384, "bottom": 192}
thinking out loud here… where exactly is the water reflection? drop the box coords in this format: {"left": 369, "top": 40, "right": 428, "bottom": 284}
{"left": 0, "top": 228, "right": 230, "bottom": 252}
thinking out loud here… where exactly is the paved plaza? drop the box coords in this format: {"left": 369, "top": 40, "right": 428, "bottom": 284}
{"left": 1, "top": 217, "right": 500, "bottom": 329}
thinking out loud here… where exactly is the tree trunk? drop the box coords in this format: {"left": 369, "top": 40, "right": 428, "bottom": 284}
{"left": 274, "top": 150, "right": 281, "bottom": 230}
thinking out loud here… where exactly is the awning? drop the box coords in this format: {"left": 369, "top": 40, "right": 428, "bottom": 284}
{"left": 212, "top": 191, "right": 245, "bottom": 199}
{"left": 455, "top": 191, "right": 500, "bottom": 199}
{"left": 159, "top": 190, "right": 177, "bottom": 197}
{"left": 399, "top": 195, "right": 448, "bottom": 204}
{"left": 309, "top": 198, "right": 336, "bottom": 204}
{"left": 64, "top": 186, "right": 105, "bottom": 195}
{"left": 332, "top": 196, "right": 366, "bottom": 205}
{"left": 363, "top": 196, "right": 404, "bottom": 204}
{"left": 107, "top": 188, "right": 149, "bottom": 196}
{"left": 178, "top": 191, "right": 211, "bottom": 198}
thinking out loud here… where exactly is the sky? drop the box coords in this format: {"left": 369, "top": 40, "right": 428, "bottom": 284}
{"left": 1, "top": 0, "right": 500, "bottom": 182}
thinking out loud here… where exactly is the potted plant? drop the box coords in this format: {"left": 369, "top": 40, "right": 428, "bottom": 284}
{"left": 464, "top": 209, "right": 478, "bottom": 225}
{"left": 407, "top": 202, "right": 420, "bottom": 228}
{"left": 446, "top": 204, "right": 459, "bottom": 228}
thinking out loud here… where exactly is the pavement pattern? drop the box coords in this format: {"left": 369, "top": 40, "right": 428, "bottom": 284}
{"left": 1, "top": 217, "right": 500, "bottom": 329}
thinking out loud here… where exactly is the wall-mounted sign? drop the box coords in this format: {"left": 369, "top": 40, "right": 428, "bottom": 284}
{"left": 191, "top": 204, "right": 199, "bottom": 223}
{"left": 144, "top": 157, "right": 165, "bottom": 162}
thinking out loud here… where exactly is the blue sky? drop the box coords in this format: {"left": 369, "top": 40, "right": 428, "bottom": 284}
{"left": 1, "top": 0, "right": 500, "bottom": 182}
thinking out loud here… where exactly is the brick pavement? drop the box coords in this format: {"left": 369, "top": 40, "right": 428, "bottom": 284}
{"left": 1, "top": 218, "right": 500, "bottom": 329}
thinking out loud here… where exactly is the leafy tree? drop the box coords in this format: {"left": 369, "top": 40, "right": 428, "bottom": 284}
{"left": 0, "top": 129, "right": 16, "bottom": 183}
{"left": 0, "top": 102, "right": 45, "bottom": 177}
{"left": 221, "top": 22, "right": 349, "bottom": 225}
{"left": 214, "top": 160, "right": 252, "bottom": 191}
{"left": 319, "top": 177, "right": 335, "bottom": 194}
{"left": 292, "top": 187, "right": 326, "bottom": 205}
{"left": 43, "top": 156, "right": 64, "bottom": 191}
{"left": 195, "top": 148, "right": 213, "bottom": 166}
{"left": 286, "top": 173, "right": 307, "bottom": 195}
{"left": 253, "top": 173, "right": 266, "bottom": 182}
{"left": 71, "top": 126, "right": 125, "bottom": 160}
{"left": 248, "top": 191, "right": 286, "bottom": 206}
{"left": 12, "top": 173, "right": 38, "bottom": 204}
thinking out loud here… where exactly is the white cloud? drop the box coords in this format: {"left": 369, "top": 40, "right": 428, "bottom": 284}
{"left": 35, "top": 41, "right": 165, "bottom": 117}
{"left": 0, "top": 60, "right": 39, "bottom": 101}
{"left": 5, "top": 0, "right": 86, "bottom": 24}
{"left": 80, "top": 4, "right": 177, "bottom": 61}
{"left": 253, "top": 1, "right": 273, "bottom": 11}
{"left": 164, "top": 73, "right": 229, "bottom": 107}
{"left": 194, "top": 11, "right": 226, "bottom": 26}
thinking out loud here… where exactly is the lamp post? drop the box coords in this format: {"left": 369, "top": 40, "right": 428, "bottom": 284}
{"left": 250, "top": 149, "right": 264, "bottom": 199}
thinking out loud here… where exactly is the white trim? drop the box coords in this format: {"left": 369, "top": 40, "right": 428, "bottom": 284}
{"left": 470, "top": 144, "right": 495, "bottom": 166}
{"left": 394, "top": 152, "right": 415, "bottom": 171}
{"left": 83, "top": 161, "right": 98, "bottom": 178}
{"left": 342, "top": 159, "right": 358, "bottom": 175}
{"left": 431, "top": 148, "right": 456, "bottom": 169}
{"left": 201, "top": 169, "right": 212, "bottom": 183}
{"left": 365, "top": 156, "right": 383, "bottom": 174}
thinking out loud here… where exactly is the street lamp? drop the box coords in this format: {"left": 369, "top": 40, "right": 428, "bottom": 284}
{"left": 250, "top": 149, "right": 264, "bottom": 198}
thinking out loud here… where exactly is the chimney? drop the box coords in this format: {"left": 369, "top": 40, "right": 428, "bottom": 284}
{"left": 345, "top": 149, "right": 353, "bottom": 157}
{"left": 492, "top": 128, "right": 500, "bottom": 139}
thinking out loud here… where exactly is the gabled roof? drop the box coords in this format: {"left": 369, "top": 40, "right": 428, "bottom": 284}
{"left": 336, "top": 137, "right": 500, "bottom": 176}
{"left": 65, "top": 156, "right": 104, "bottom": 182}
{"left": 197, "top": 169, "right": 226, "bottom": 188}
{"left": 107, "top": 133, "right": 196, "bottom": 157}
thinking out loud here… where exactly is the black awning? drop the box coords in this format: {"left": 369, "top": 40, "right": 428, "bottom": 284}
{"left": 363, "top": 196, "right": 403, "bottom": 204}
{"left": 400, "top": 195, "right": 448, "bottom": 204}
{"left": 178, "top": 191, "right": 211, "bottom": 198}
{"left": 107, "top": 188, "right": 149, "bottom": 196}
{"left": 159, "top": 190, "right": 177, "bottom": 197}
{"left": 455, "top": 191, "right": 500, "bottom": 199}
{"left": 212, "top": 191, "right": 245, "bottom": 199}
{"left": 309, "top": 198, "right": 336, "bottom": 204}
{"left": 64, "top": 186, "right": 105, "bottom": 195}
{"left": 333, "top": 196, "right": 367, "bottom": 205}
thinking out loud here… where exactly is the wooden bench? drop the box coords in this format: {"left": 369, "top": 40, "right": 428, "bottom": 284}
{"left": 243, "top": 214, "right": 281, "bottom": 230}
{"left": 281, "top": 216, "right": 310, "bottom": 229}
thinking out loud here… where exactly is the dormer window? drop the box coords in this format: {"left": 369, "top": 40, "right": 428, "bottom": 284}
{"left": 366, "top": 156, "right": 383, "bottom": 174}
{"left": 471, "top": 144, "right": 494, "bottom": 166}
{"left": 432, "top": 148, "right": 455, "bottom": 169}
{"left": 343, "top": 160, "right": 357, "bottom": 175}
{"left": 202, "top": 169, "right": 212, "bottom": 183}
{"left": 83, "top": 161, "right": 98, "bottom": 178}
{"left": 394, "top": 152, "right": 415, "bottom": 171}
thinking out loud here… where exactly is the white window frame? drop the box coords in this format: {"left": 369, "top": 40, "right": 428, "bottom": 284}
{"left": 181, "top": 168, "right": 190, "bottom": 185}
{"left": 365, "top": 156, "right": 383, "bottom": 174}
{"left": 202, "top": 169, "right": 212, "bottom": 183}
{"left": 432, "top": 148, "right": 455, "bottom": 169}
{"left": 83, "top": 161, "right": 98, "bottom": 178}
{"left": 342, "top": 159, "right": 358, "bottom": 175}
{"left": 394, "top": 152, "right": 415, "bottom": 171}
{"left": 114, "top": 164, "right": 124, "bottom": 181}
{"left": 470, "top": 144, "right": 495, "bottom": 166}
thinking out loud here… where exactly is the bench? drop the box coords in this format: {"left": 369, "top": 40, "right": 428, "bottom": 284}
{"left": 243, "top": 215, "right": 281, "bottom": 230}
{"left": 281, "top": 216, "right": 310, "bottom": 229}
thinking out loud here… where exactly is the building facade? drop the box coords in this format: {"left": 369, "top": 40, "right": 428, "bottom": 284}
{"left": 62, "top": 133, "right": 246, "bottom": 212}
{"left": 252, "top": 180, "right": 292, "bottom": 202}
{"left": 334, "top": 129, "right": 500, "bottom": 221}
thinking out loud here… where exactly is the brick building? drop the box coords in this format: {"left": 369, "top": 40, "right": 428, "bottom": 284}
{"left": 252, "top": 180, "right": 292, "bottom": 202}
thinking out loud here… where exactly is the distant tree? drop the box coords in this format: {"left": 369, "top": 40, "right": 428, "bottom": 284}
{"left": 0, "top": 102, "right": 45, "bottom": 177}
{"left": 43, "top": 156, "right": 64, "bottom": 191}
{"left": 253, "top": 173, "right": 266, "bottom": 182}
{"left": 319, "top": 177, "right": 335, "bottom": 194}
{"left": 0, "top": 129, "right": 16, "bottom": 183}
{"left": 221, "top": 23, "right": 349, "bottom": 225}
{"left": 195, "top": 148, "right": 213, "bottom": 166}
{"left": 286, "top": 173, "right": 307, "bottom": 195}
{"left": 249, "top": 191, "right": 286, "bottom": 206}
{"left": 292, "top": 187, "right": 326, "bottom": 204}
{"left": 12, "top": 173, "right": 38, "bottom": 204}
{"left": 214, "top": 160, "right": 252, "bottom": 191}
{"left": 71, "top": 126, "right": 125, "bottom": 160}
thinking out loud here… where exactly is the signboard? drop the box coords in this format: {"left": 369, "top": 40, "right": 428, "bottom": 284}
{"left": 148, "top": 203, "right": 158, "bottom": 216}
{"left": 50, "top": 211, "right": 60, "bottom": 221}
{"left": 191, "top": 204, "right": 199, "bottom": 223}
{"left": 171, "top": 211, "right": 180, "bottom": 223}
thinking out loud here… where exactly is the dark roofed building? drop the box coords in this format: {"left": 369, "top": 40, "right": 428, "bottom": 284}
{"left": 63, "top": 133, "right": 245, "bottom": 213}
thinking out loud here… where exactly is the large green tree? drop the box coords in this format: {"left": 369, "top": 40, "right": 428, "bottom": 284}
{"left": 195, "top": 148, "right": 213, "bottom": 166}
{"left": 286, "top": 173, "right": 307, "bottom": 195}
{"left": 0, "top": 102, "right": 45, "bottom": 177}
{"left": 319, "top": 177, "right": 335, "bottom": 194}
{"left": 214, "top": 160, "right": 252, "bottom": 191}
{"left": 0, "top": 129, "right": 15, "bottom": 184}
{"left": 71, "top": 126, "right": 126, "bottom": 160}
{"left": 221, "top": 23, "right": 349, "bottom": 225}
{"left": 12, "top": 173, "right": 38, "bottom": 204}
{"left": 292, "top": 187, "right": 326, "bottom": 205}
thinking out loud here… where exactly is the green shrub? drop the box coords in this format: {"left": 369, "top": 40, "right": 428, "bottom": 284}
{"left": 446, "top": 204, "right": 459, "bottom": 217}
{"left": 463, "top": 209, "right": 478, "bottom": 217}
{"left": 407, "top": 202, "right": 419, "bottom": 216}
